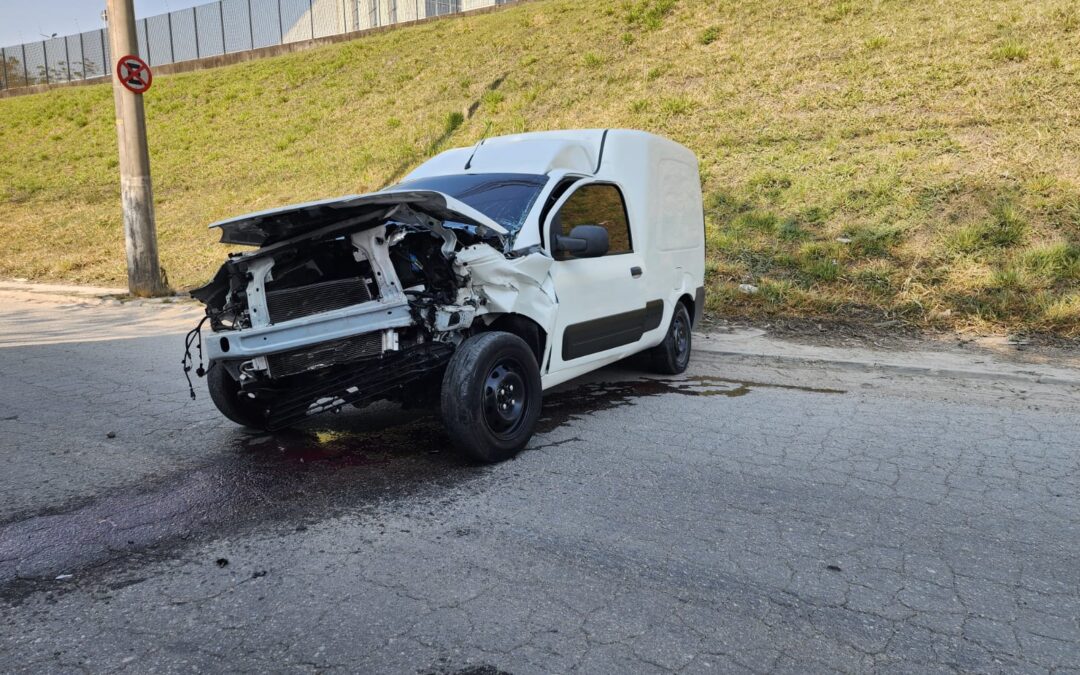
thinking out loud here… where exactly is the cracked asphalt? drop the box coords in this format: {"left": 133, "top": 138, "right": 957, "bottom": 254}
{"left": 1, "top": 298, "right": 1079, "bottom": 673}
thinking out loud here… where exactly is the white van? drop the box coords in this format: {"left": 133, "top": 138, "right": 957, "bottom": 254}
{"left": 187, "top": 129, "right": 705, "bottom": 462}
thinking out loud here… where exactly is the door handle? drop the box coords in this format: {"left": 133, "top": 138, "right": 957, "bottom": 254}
{"left": 630, "top": 266, "right": 643, "bottom": 278}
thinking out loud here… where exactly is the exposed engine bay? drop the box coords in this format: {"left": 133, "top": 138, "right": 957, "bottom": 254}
{"left": 185, "top": 193, "right": 555, "bottom": 430}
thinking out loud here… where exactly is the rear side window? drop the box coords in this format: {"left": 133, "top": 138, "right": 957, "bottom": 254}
{"left": 554, "top": 184, "right": 633, "bottom": 257}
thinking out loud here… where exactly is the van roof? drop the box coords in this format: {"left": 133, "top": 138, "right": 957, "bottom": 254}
{"left": 404, "top": 129, "right": 688, "bottom": 179}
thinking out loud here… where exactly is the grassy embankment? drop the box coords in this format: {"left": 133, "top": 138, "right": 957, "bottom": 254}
{"left": 0, "top": 0, "right": 1077, "bottom": 335}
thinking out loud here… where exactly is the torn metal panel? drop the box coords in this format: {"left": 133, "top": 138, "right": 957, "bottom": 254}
{"left": 456, "top": 245, "right": 555, "bottom": 317}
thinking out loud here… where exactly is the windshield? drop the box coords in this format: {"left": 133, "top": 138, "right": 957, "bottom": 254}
{"left": 391, "top": 173, "right": 548, "bottom": 234}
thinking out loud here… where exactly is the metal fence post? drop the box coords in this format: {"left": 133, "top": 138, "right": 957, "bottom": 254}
{"left": 21, "top": 43, "right": 29, "bottom": 85}
{"left": 309, "top": 0, "right": 315, "bottom": 39}
{"left": 63, "top": 38, "right": 72, "bottom": 81}
{"left": 247, "top": 0, "right": 255, "bottom": 49}
{"left": 142, "top": 17, "right": 149, "bottom": 56}
{"left": 277, "top": 0, "right": 284, "bottom": 43}
{"left": 1, "top": 48, "right": 6, "bottom": 90}
{"left": 100, "top": 29, "right": 107, "bottom": 75}
{"left": 42, "top": 40, "right": 49, "bottom": 84}
{"left": 167, "top": 11, "right": 175, "bottom": 63}
{"left": 219, "top": 1, "right": 226, "bottom": 53}
{"left": 193, "top": 7, "right": 201, "bottom": 58}
{"left": 79, "top": 32, "right": 85, "bottom": 79}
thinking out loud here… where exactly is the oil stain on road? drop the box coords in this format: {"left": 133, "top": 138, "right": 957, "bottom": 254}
{"left": 0, "top": 375, "right": 844, "bottom": 603}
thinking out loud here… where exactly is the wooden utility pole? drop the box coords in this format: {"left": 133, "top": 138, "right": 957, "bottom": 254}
{"left": 106, "top": 0, "right": 168, "bottom": 296}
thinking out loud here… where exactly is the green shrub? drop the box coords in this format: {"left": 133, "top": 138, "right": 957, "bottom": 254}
{"left": 949, "top": 203, "right": 1028, "bottom": 252}
{"left": 778, "top": 218, "right": 807, "bottom": 241}
{"left": 659, "top": 96, "right": 696, "bottom": 115}
{"left": 799, "top": 243, "right": 844, "bottom": 281}
{"left": 481, "top": 90, "right": 505, "bottom": 112}
{"left": 823, "top": 1, "right": 857, "bottom": 22}
{"left": 583, "top": 52, "right": 605, "bottom": 68}
{"left": 991, "top": 39, "right": 1029, "bottom": 61}
{"left": 444, "top": 111, "right": 465, "bottom": 135}
{"left": 848, "top": 224, "right": 904, "bottom": 257}
{"left": 624, "top": 0, "right": 678, "bottom": 30}
{"left": 1020, "top": 243, "right": 1080, "bottom": 281}
{"left": 698, "top": 27, "right": 721, "bottom": 45}
{"left": 733, "top": 211, "right": 779, "bottom": 233}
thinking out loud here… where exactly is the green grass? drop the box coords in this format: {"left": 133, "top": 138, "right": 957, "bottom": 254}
{"left": 698, "top": 26, "right": 721, "bottom": 45}
{"left": 991, "top": 39, "right": 1030, "bottom": 62}
{"left": 1, "top": 0, "right": 1078, "bottom": 336}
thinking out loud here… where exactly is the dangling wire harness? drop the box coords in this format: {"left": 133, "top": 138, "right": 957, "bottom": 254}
{"left": 181, "top": 315, "right": 210, "bottom": 400}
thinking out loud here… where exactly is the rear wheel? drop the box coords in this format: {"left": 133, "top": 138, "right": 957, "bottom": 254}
{"left": 441, "top": 332, "right": 542, "bottom": 463}
{"left": 207, "top": 363, "right": 269, "bottom": 429}
{"left": 647, "top": 302, "right": 692, "bottom": 374}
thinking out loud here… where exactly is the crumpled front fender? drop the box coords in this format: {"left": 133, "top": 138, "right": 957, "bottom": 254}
{"left": 454, "top": 245, "right": 556, "bottom": 333}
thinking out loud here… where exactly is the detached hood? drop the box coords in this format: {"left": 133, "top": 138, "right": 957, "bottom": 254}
{"left": 209, "top": 189, "right": 509, "bottom": 247}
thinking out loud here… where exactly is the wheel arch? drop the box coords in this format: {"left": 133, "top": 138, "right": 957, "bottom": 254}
{"left": 481, "top": 313, "right": 548, "bottom": 365}
{"left": 677, "top": 292, "right": 696, "bottom": 326}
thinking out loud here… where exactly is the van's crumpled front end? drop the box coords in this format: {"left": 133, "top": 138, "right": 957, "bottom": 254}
{"left": 184, "top": 129, "right": 703, "bottom": 462}
{"left": 186, "top": 179, "right": 552, "bottom": 430}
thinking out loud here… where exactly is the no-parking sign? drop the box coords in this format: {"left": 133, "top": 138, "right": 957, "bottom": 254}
{"left": 116, "top": 54, "right": 152, "bottom": 94}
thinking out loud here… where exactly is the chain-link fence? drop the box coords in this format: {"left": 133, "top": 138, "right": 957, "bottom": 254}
{"left": 1, "top": 0, "right": 511, "bottom": 91}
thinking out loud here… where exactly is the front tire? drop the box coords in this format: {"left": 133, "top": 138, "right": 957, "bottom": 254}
{"left": 441, "top": 332, "right": 542, "bottom": 463}
{"left": 207, "top": 363, "right": 269, "bottom": 429}
{"left": 647, "top": 302, "right": 692, "bottom": 374}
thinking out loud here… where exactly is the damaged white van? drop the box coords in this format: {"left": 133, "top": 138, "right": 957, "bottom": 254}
{"left": 186, "top": 129, "right": 705, "bottom": 462}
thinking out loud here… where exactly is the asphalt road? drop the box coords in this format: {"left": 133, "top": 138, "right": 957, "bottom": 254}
{"left": 1, "top": 295, "right": 1079, "bottom": 673}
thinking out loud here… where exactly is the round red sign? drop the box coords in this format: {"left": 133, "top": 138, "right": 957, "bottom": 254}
{"left": 116, "top": 54, "right": 152, "bottom": 94}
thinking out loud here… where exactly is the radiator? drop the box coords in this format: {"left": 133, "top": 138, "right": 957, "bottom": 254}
{"left": 265, "top": 277, "right": 373, "bottom": 324}
{"left": 266, "top": 332, "right": 384, "bottom": 378}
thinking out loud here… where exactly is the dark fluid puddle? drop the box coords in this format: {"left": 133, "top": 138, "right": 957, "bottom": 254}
{"left": 0, "top": 409, "right": 467, "bottom": 603}
{"left": 538, "top": 375, "right": 844, "bottom": 433}
{"left": 0, "top": 374, "right": 842, "bottom": 602}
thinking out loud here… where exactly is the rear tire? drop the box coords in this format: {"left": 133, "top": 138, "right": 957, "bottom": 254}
{"left": 647, "top": 302, "right": 692, "bottom": 375}
{"left": 441, "top": 332, "right": 542, "bottom": 463}
{"left": 207, "top": 363, "right": 269, "bottom": 429}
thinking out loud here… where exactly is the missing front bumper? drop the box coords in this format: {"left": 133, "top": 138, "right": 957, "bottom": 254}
{"left": 204, "top": 300, "right": 414, "bottom": 363}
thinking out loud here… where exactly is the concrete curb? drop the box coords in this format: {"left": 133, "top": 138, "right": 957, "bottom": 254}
{"left": 693, "top": 343, "right": 1080, "bottom": 388}
{"left": 0, "top": 281, "right": 194, "bottom": 307}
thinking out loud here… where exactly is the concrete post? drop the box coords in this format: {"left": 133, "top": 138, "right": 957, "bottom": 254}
{"left": 106, "top": 0, "right": 168, "bottom": 296}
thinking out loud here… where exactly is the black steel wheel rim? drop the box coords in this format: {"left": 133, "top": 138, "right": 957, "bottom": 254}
{"left": 483, "top": 357, "right": 528, "bottom": 439}
{"left": 674, "top": 313, "right": 690, "bottom": 361}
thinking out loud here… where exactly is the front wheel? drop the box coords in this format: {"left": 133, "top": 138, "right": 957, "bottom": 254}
{"left": 647, "top": 302, "right": 692, "bottom": 375}
{"left": 441, "top": 332, "right": 542, "bottom": 463}
{"left": 207, "top": 363, "right": 269, "bottom": 429}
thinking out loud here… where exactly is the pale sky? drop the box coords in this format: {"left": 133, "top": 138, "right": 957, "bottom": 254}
{"left": 1, "top": 1, "right": 205, "bottom": 48}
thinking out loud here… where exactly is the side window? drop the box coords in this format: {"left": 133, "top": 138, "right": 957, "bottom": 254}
{"left": 553, "top": 184, "right": 633, "bottom": 258}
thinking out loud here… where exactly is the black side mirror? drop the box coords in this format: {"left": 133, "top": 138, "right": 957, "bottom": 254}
{"left": 555, "top": 225, "right": 609, "bottom": 258}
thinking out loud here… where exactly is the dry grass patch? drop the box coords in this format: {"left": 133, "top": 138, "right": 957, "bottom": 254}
{"left": 0, "top": 0, "right": 1077, "bottom": 336}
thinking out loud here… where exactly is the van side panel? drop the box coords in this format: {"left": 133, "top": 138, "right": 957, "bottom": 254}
{"left": 599, "top": 131, "right": 705, "bottom": 348}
